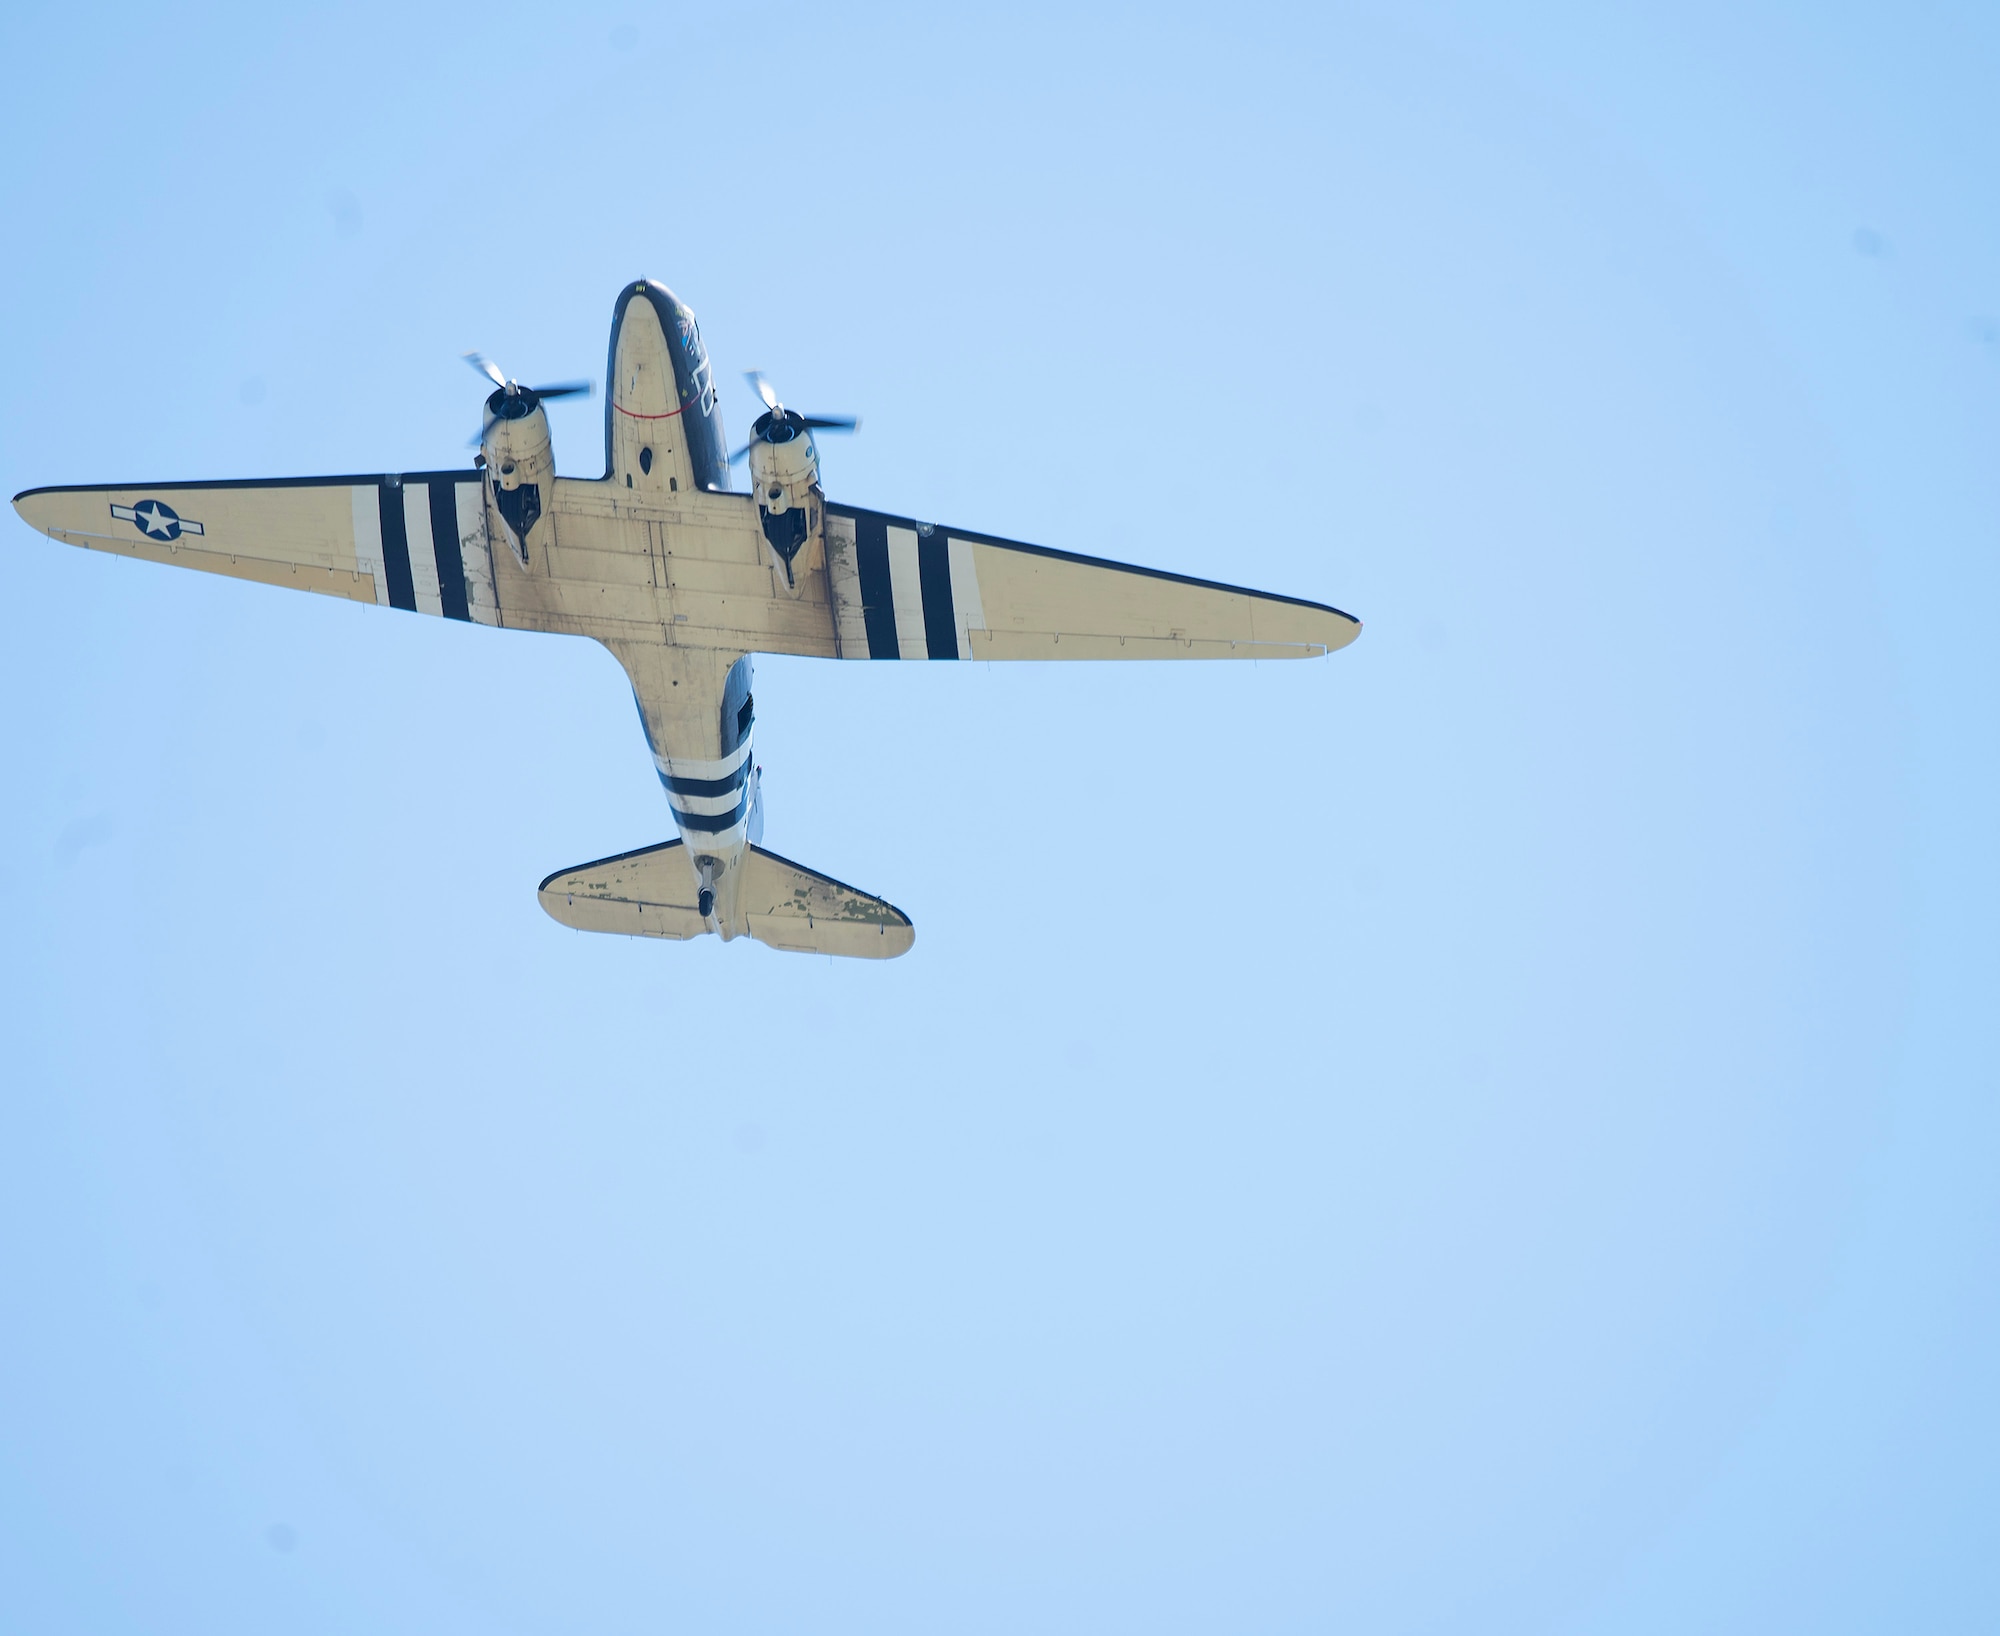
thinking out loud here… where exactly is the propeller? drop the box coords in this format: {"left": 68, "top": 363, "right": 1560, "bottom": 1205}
{"left": 729, "top": 371, "right": 859, "bottom": 464}
{"left": 464, "top": 352, "right": 592, "bottom": 447}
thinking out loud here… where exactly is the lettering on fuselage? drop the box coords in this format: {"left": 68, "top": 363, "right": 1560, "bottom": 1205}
{"left": 677, "top": 309, "right": 717, "bottom": 418}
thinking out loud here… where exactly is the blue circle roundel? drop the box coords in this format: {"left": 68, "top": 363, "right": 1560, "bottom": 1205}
{"left": 128, "top": 499, "right": 183, "bottom": 540}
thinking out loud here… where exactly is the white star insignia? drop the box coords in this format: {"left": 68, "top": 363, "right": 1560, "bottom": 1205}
{"left": 137, "top": 502, "right": 173, "bottom": 536}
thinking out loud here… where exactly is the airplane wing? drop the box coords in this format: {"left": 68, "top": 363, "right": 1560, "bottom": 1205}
{"left": 11, "top": 472, "right": 501, "bottom": 624}
{"left": 817, "top": 502, "right": 1359, "bottom": 661}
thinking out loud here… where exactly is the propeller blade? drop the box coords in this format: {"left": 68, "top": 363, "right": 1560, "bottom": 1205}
{"left": 526, "top": 381, "right": 592, "bottom": 401}
{"left": 464, "top": 351, "right": 508, "bottom": 390}
{"left": 727, "top": 442, "right": 751, "bottom": 466}
{"left": 798, "top": 414, "right": 859, "bottom": 432}
{"left": 746, "top": 371, "right": 780, "bottom": 412}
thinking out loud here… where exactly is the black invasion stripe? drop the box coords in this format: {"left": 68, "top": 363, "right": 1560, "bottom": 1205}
{"left": 429, "top": 482, "right": 470, "bottom": 621}
{"left": 668, "top": 794, "right": 748, "bottom": 833}
{"left": 661, "top": 760, "right": 751, "bottom": 799}
{"left": 917, "top": 532, "right": 957, "bottom": 659}
{"left": 378, "top": 482, "right": 416, "bottom": 611}
{"left": 854, "top": 513, "right": 899, "bottom": 659}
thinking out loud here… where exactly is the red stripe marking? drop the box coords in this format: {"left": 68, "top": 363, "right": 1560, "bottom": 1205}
{"left": 615, "top": 402, "right": 688, "bottom": 420}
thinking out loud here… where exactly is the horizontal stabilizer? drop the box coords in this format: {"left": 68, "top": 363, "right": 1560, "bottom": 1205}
{"left": 538, "top": 839, "right": 914, "bottom": 958}
{"left": 737, "top": 845, "right": 916, "bottom": 958}
{"left": 539, "top": 840, "right": 710, "bottom": 940}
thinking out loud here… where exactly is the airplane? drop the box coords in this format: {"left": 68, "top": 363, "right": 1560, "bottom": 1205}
{"left": 11, "top": 279, "right": 1361, "bottom": 959}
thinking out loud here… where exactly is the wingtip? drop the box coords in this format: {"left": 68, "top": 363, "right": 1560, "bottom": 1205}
{"left": 12, "top": 487, "right": 54, "bottom": 528}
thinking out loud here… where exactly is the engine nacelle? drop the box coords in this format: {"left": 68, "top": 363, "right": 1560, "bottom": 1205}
{"left": 481, "top": 395, "right": 555, "bottom": 566}
{"left": 747, "top": 410, "right": 823, "bottom": 594}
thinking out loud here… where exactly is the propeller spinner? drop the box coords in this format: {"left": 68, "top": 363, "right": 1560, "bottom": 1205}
{"left": 728, "top": 371, "right": 859, "bottom": 465}
{"left": 464, "top": 352, "right": 592, "bottom": 447}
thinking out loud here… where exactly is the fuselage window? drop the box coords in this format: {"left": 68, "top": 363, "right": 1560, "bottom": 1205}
{"left": 639, "top": 446, "right": 653, "bottom": 475}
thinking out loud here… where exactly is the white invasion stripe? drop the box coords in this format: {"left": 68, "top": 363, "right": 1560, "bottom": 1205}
{"left": 654, "top": 737, "right": 753, "bottom": 781}
{"left": 947, "top": 536, "right": 984, "bottom": 659}
{"left": 824, "top": 513, "right": 868, "bottom": 657}
{"left": 402, "top": 486, "right": 443, "bottom": 617}
{"left": 886, "top": 526, "right": 926, "bottom": 659}
{"left": 350, "top": 486, "right": 389, "bottom": 605}
{"left": 455, "top": 480, "right": 500, "bottom": 626}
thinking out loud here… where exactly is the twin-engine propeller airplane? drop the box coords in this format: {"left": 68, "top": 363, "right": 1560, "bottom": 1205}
{"left": 12, "top": 280, "right": 1361, "bottom": 959}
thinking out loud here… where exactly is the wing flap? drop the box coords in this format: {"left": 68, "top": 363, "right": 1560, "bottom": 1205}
{"left": 817, "top": 503, "right": 1359, "bottom": 661}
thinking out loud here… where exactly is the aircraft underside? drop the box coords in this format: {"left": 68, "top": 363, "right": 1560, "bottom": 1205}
{"left": 12, "top": 279, "right": 1361, "bottom": 958}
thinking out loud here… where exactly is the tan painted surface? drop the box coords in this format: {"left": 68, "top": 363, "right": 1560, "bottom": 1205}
{"left": 488, "top": 481, "right": 830, "bottom": 657}
{"left": 540, "top": 840, "right": 914, "bottom": 959}
{"left": 958, "top": 538, "right": 1357, "bottom": 659}
{"left": 14, "top": 483, "right": 379, "bottom": 604}
{"left": 15, "top": 448, "right": 1359, "bottom": 958}
{"left": 608, "top": 297, "right": 699, "bottom": 498}
{"left": 14, "top": 476, "right": 1355, "bottom": 663}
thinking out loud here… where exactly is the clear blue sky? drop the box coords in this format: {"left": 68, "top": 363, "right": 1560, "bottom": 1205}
{"left": 2, "top": 4, "right": 1994, "bottom": 1632}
